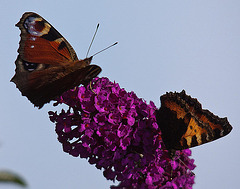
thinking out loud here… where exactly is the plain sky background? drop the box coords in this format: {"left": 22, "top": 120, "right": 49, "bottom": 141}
{"left": 0, "top": 1, "right": 239, "bottom": 188}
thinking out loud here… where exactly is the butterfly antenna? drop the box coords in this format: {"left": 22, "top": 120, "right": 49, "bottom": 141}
{"left": 169, "top": 153, "right": 195, "bottom": 180}
{"left": 86, "top": 23, "right": 100, "bottom": 58}
{"left": 178, "top": 158, "right": 195, "bottom": 176}
{"left": 170, "top": 167, "right": 173, "bottom": 180}
{"left": 89, "top": 81, "right": 96, "bottom": 95}
{"left": 91, "top": 42, "right": 118, "bottom": 57}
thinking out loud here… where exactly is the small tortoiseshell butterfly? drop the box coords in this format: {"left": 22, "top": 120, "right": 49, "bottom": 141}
{"left": 156, "top": 90, "right": 232, "bottom": 156}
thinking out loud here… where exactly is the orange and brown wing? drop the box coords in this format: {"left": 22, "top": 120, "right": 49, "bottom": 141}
{"left": 16, "top": 12, "right": 78, "bottom": 65}
{"left": 156, "top": 90, "right": 232, "bottom": 150}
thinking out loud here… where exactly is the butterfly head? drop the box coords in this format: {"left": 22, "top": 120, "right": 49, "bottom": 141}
{"left": 84, "top": 56, "right": 93, "bottom": 65}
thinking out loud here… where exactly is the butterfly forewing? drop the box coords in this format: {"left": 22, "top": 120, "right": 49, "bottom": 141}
{"left": 16, "top": 12, "right": 78, "bottom": 64}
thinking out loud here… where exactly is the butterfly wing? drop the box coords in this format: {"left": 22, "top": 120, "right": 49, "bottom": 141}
{"left": 156, "top": 90, "right": 232, "bottom": 150}
{"left": 11, "top": 56, "right": 101, "bottom": 108}
{"left": 16, "top": 12, "right": 78, "bottom": 64}
{"left": 11, "top": 12, "right": 101, "bottom": 108}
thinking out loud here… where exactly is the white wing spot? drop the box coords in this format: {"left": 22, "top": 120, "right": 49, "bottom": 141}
{"left": 30, "top": 37, "right": 36, "bottom": 41}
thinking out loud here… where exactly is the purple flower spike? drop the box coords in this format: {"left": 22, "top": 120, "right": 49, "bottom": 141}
{"left": 49, "top": 77, "right": 195, "bottom": 188}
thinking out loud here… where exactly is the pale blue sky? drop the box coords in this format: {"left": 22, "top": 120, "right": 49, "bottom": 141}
{"left": 0, "top": 1, "right": 239, "bottom": 188}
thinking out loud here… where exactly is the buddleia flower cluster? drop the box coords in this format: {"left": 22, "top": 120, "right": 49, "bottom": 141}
{"left": 49, "top": 77, "right": 195, "bottom": 188}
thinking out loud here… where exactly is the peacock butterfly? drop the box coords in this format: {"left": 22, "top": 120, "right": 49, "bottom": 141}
{"left": 156, "top": 90, "right": 232, "bottom": 156}
{"left": 11, "top": 12, "right": 101, "bottom": 108}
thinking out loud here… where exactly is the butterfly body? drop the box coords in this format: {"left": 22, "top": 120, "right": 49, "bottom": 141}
{"left": 11, "top": 12, "right": 101, "bottom": 108}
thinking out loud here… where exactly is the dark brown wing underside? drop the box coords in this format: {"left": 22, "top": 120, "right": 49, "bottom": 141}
{"left": 11, "top": 57, "right": 101, "bottom": 108}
